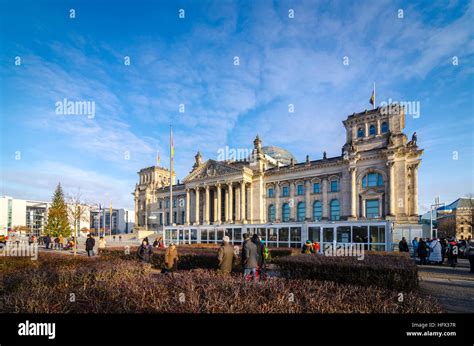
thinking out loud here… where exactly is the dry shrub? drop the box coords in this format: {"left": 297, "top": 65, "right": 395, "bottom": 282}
{"left": 1, "top": 254, "right": 442, "bottom": 314}
{"left": 274, "top": 252, "right": 419, "bottom": 291}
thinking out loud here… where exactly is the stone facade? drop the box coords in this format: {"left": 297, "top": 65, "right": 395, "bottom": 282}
{"left": 133, "top": 106, "right": 423, "bottom": 230}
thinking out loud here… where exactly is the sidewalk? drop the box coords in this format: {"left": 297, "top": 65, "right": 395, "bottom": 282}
{"left": 417, "top": 259, "right": 474, "bottom": 313}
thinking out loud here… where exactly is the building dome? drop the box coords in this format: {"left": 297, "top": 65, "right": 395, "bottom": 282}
{"left": 262, "top": 146, "right": 296, "bottom": 166}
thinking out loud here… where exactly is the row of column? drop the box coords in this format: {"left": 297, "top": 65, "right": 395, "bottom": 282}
{"left": 186, "top": 181, "right": 251, "bottom": 225}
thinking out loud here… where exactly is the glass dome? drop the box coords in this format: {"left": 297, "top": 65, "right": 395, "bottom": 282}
{"left": 261, "top": 146, "right": 296, "bottom": 166}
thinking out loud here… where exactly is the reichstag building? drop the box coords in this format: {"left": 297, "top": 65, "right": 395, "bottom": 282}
{"left": 133, "top": 105, "right": 423, "bottom": 251}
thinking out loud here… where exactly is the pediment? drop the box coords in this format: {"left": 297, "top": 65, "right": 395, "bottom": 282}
{"left": 183, "top": 160, "right": 243, "bottom": 183}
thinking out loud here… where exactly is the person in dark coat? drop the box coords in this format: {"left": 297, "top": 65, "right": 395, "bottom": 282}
{"left": 466, "top": 241, "right": 474, "bottom": 273}
{"left": 417, "top": 239, "right": 428, "bottom": 265}
{"left": 137, "top": 238, "right": 153, "bottom": 263}
{"left": 241, "top": 233, "right": 258, "bottom": 281}
{"left": 399, "top": 237, "right": 409, "bottom": 252}
{"left": 251, "top": 234, "right": 264, "bottom": 267}
{"left": 218, "top": 236, "right": 236, "bottom": 274}
{"left": 44, "top": 235, "right": 51, "bottom": 249}
{"left": 85, "top": 234, "right": 95, "bottom": 257}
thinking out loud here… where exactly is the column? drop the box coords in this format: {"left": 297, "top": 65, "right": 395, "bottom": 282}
{"left": 305, "top": 180, "right": 311, "bottom": 220}
{"left": 361, "top": 199, "right": 366, "bottom": 218}
{"left": 227, "top": 182, "right": 233, "bottom": 223}
{"left": 194, "top": 187, "right": 200, "bottom": 225}
{"left": 185, "top": 189, "right": 190, "bottom": 225}
{"left": 376, "top": 119, "right": 381, "bottom": 135}
{"left": 235, "top": 186, "right": 241, "bottom": 222}
{"left": 388, "top": 162, "right": 395, "bottom": 216}
{"left": 412, "top": 165, "right": 419, "bottom": 216}
{"left": 275, "top": 183, "right": 280, "bottom": 221}
{"left": 240, "top": 181, "right": 246, "bottom": 223}
{"left": 224, "top": 186, "right": 229, "bottom": 222}
{"left": 350, "top": 167, "right": 357, "bottom": 217}
{"left": 322, "top": 178, "right": 328, "bottom": 219}
{"left": 216, "top": 184, "right": 222, "bottom": 224}
{"left": 204, "top": 185, "right": 210, "bottom": 224}
{"left": 213, "top": 186, "right": 218, "bottom": 224}
{"left": 364, "top": 122, "right": 369, "bottom": 137}
{"left": 248, "top": 183, "right": 253, "bottom": 223}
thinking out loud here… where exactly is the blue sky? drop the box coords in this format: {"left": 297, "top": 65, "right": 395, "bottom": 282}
{"left": 0, "top": 0, "right": 473, "bottom": 212}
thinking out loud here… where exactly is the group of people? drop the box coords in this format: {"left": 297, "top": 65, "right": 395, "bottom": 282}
{"left": 135, "top": 233, "right": 270, "bottom": 281}
{"left": 85, "top": 234, "right": 107, "bottom": 256}
{"left": 399, "top": 236, "right": 474, "bottom": 272}
{"left": 301, "top": 240, "right": 321, "bottom": 254}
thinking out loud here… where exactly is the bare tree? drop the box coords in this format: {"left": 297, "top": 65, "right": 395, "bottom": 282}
{"left": 67, "top": 189, "right": 90, "bottom": 256}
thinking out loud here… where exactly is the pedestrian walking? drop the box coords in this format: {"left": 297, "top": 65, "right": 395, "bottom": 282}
{"left": 85, "top": 234, "right": 96, "bottom": 257}
{"left": 441, "top": 238, "right": 448, "bottom": 264}
{"left": 137, "top": 238, "right": 153, "bottom": 263}
{"left": 417, "top": 239, "right": 428, "bottom": 265}
{"left": 428, "top": 238, "right": 442, "bottom": 264}
{"left": 58, "top": 235, "right": 65, "bottom": 249}
{"left": 252, "top": 234, "right": 264, "bottom": 279}
{"left": 447, "top": 238, "right": 458, "bottom": 267}
{"left": 217, "top": 236, "right": 236, "bottom": 274}
{"left": 44, "top": 235, "right": 51, "bottom": 249}
{"left": 164, "top": 242, "right": 179, "bottom": 272}
{"left": 412, "top": 237, "right": 419, "bottom": 259}
{"left": 398, "top": 237, "right": 409, "bottom": 252}
{"left": 241, "top": 233, "right": 258, "bottom": 282}
{"left": 466, "top": 241, "right": 474, "bottom": 273}
{"left": 98, "top": 236, "right": 106, "bottom": 249}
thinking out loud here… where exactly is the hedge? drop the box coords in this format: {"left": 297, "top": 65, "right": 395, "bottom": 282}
{"left": 1, "top": 254, "right": 442, "bottom": 313}
{"left": 274, "top": 251, "right": 419, "bottom": 292}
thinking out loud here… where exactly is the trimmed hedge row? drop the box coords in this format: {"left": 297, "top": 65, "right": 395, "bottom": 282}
{"left": 1, "top": 254, "right": 442, "bottom": 313}
{"left": 274, "top": 251, "right": 419, "bottom": 292}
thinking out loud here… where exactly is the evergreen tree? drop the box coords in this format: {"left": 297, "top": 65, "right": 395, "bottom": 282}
{"left": 45, "top": 183, "right": 71, "bottom": 237}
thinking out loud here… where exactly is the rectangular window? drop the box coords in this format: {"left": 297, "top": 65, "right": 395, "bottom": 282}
{"left": 297, "top": 184, "right": 304, "bottom": 195}
{"left": 336, "top": 226, "right": 351, "bottom": 243}
{"left": 366, "top": 199, "right": 380, "bottom": 218}
{"left": 330, "top": 180, "right": 338, "bottom": 192}
{"left": 282, "top": 186, "right": 289, "bottom": 197}
{"left": 268, "top": 188, "right": 274, "bottom": 198}
{"left": 313, "top": 183, "right": 320, "bottom": 193}
{"left": 308, "top": 227, "right": 321, "bottom": 242}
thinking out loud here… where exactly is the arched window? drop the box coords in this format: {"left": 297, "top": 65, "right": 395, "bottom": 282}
{"left": 268, "top": 204, "right": 276, "bottom": 222}
{"left": 381, "top": 121, "right": 388, "bottom": 133}
{"left": 330, "top": 179, "right": 339, "bottom": 192}
{"left": 369, "top": 124, "right": 376, "bottom": 136}
{"left": 282, "top": 203, "right": 290, "bottom": 222}
{"left": 362, "top": 172, "right": 384, "bottom": 188}
{"left": 313, "top": 201, "right": 322, "bottom": 221}
{"left": 357, "top": 127, "right": 364, "bottom": 138}
{"left": 330, "top": 199, "right": 340, "bottom": 221}
{"left": 297, "top": 202, "right": 305, "bottom": 221}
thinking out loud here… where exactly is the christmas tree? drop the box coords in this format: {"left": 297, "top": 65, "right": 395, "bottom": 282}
{"left": 45, "top": 183, "right": 71, "bottom": 237}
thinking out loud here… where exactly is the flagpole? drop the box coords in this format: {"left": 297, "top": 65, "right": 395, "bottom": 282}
{"left": 170, "top": 125, "right": 173, "bottom": 227}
